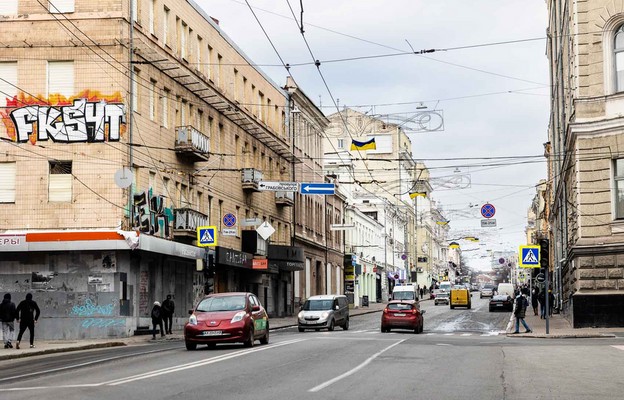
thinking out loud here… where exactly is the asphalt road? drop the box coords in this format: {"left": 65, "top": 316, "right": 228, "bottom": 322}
{"left": 1, "top": 297, "right": 623, "bottom": 400}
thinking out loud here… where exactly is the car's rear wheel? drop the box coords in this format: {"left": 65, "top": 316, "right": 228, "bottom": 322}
{"left": 298, "top": 327, "right": 305, "bottom": 332}
{"left": 380, "top": 326, "right": 386, "bottom": 333}
{"left": 328, "top": 319, "right": 335, "bottom": 331}
{"left": 244, "top": 327, "right": 254, "bottom": 348}
{"left": 260, "top": 324, "right": 269, "bottom": 345}
{"left": 185, "top": 341, "right": 197, "bottom": 351}
{"left": 342, "top": 318, "right": 349, "bottom": 330}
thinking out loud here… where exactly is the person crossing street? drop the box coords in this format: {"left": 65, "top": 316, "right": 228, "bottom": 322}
{"left": 513, "top": 292, "right": 532, "bottom": 334}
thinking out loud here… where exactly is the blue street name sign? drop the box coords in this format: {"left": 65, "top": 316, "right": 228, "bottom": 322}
{"left": 300, "top": 182, "right": 335, "bottom": 195}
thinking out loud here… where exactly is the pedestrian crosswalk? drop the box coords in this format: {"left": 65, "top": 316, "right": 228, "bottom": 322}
{"left": 343, "top": 329, "right": 506, "bottom": 337}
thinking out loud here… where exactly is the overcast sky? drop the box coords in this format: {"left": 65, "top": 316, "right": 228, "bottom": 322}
{"left": 195, "top": 0, "right": 550, "bottom": 270}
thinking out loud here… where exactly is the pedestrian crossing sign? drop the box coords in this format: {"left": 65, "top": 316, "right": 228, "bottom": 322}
{"left": 518, "top": 245, "right": 540, "bottom": 268}
{"left": 197, "top": 226, "right": 217, "bottom": 247}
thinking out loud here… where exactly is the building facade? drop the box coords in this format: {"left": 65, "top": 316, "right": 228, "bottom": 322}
{"left": 0, "top": 0, "right": 303, "bottom": 338}
{"left": 547, "top": 0, "right": 624, "bottom": 327}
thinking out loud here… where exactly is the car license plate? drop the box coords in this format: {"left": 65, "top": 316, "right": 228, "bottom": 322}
{"left": 497, "top": 304, "right": 503, "bottom": 307}
{"left": 201, "top": 331, "right": 222, "bottom": 336}
{"left": 394, "top": 313, "right": 406, "bottom": 317}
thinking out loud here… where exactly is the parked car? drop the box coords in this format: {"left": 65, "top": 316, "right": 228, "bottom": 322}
{"left": 489, "top": 294, "right": 514, "bottom": 312}
{"left": 433, "top": 289, "right": 449, "bottom": 305}
{"left": 480, "top": 284, "right": 496, "bottom": 298}
{"left": 380, "top": 300, "right": 425, "bottom": 333}
{"left": 298, "top": 295, "right": 349, "bottom": 332}
{"left": 184, "top": 292, "right": 269, "bottom": 350}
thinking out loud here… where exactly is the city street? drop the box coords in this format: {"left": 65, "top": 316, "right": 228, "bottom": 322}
{"left": 1, "top": 297, "right": 623, "bottom": 400}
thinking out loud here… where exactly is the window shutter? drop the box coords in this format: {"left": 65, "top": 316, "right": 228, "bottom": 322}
{"left": 48, "top": 61, "right": 74, "bottom": 98}
{"left": 49, "top": 169, "right": 72, "bottom": 203}
{"left": 0, "top": 62, "right": 18, "bottom": 99}
{"left": 0, "top": 163, "right": 16, "bottom": 203}
{"left": 0, "top": 1, "right": 17, "bottom": 15}
{"left": 50, "top": 0, "right": 75, "bottom": 13}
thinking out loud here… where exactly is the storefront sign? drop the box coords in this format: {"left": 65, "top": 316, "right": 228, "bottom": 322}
{"left": 0, "top": 235, "right": 27, "bottom": 251}
{"left": 216, "top": 246, "right": 252, "bottom": 269}
{"left": 252, "top": 259, "right": 268, "bottom": 270}
{"left": 267, "top": 244, "right": 304, "bottom": 271}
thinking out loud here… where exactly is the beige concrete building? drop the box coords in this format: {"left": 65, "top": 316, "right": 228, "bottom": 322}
{"left": 547, "top": 0, "right": 624, "bottom": 327}
{"left": 0, "top": 0, "right": 306, "bottom": 338}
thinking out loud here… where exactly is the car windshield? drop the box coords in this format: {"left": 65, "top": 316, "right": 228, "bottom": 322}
{"left": 393, "top": 291, "right": 416, "bottom": 300}
{"left": 302, "top": 299, "right": 334, "bottom": 311}
{"left": 197, "top": 295, "right": 247, "bottom": 312}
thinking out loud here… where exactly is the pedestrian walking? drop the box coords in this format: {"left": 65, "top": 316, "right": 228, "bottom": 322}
{"left": 161, "top": 294, "right": 175, "bottom": 334}
{"left": 531, "top": 286, "right": 539, "bottom": 316}
{"left": 513, "top": 293, "right": 532, "bottom": 334}
{"left": 151, "top": 301, "right": 165, "bottom": 339}
{"left": 548, "top": 288, "right": 555, "bottom": 316}
{"left": 538, "top": 289, "right": 546, "bottom": 319}
{"left": 1, "top": 293, "right": 17, "bottom": 349}
{"left": 15, "top": 293, "right": 40, "bottom": 349}
{"left": 419, "top": 286, "right": 424, "bottom": 300}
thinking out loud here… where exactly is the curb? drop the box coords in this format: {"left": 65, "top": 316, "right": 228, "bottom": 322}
{"left": 0, "top": 342, "right": 126, "bottom": 361}
{"left": 506, "top": 333, "right": 616, "bottom": 339}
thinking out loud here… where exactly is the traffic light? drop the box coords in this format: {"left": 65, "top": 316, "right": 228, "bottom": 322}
{"left": 539, "top": 238, "right": 549, "bottom": 270}
{"left": 207, "top": 253, "right": 216, "bottom": 277}
{"left": 204, "top": 278, "right": 214, "bottom": 295}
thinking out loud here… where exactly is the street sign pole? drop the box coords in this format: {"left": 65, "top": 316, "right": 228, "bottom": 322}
{"left": 545, "top": 262, "right": 550, "bottom": 334}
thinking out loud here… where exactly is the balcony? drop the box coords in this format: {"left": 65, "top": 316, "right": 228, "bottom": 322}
{"left": 173, "top": 207, "right": 209, "bottom": 239}
{"left": 275, "top": 191, "right": 294, "bottom": 207}
{"left": 241, "top": 168, "right": 263, "bottom": 191}
{"left": 175, "top": 125, "right": 210, "bottom": 162}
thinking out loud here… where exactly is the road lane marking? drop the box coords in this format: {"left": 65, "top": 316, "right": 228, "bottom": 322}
{"left": 0, "top": 339, "right": 306, "bottom": 392}
{"left": 612, "top": 345, "right": 624, "bottom": 351}
{"left": 308, "top": 339, "right": 406, "bottom": 393}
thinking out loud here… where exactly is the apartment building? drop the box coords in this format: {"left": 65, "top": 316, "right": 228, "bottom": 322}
{"left": 0, "top": 0, "right": 302, "bottom": 339}
{"left": 547, "top": 0, "right": 624, "bottom": 327}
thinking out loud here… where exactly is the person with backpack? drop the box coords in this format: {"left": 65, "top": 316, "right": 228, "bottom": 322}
{"left": 151, "top": 301, "right": 165, "bottom": 340}
{"left": 15, "top": 293, "right": 41, "bottom": 349}
{"left": 1, "top": 293, "right": 17, "bottom": 349}
{"left": 513, "top": 292, "right": 532, "bottom": 334}
{"left": 161, "top": 294, "right": 175, "bottom": 335}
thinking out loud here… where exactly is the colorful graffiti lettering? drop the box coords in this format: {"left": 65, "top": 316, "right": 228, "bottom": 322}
{"left": 81, "top": 318, "right": 125, "bottom": 328}
{"left": 132, "top": 189, "right": 173, "bottom": 238}
{"left": 0, "top": 90, "right": 126, "bottom": 144}
{"left": 70, "top": 299, "right": 115, "bottom": 317}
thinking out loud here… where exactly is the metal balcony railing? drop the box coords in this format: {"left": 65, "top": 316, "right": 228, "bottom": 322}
{"left": 175, "top": 125, "right": 210, "bottom": 162}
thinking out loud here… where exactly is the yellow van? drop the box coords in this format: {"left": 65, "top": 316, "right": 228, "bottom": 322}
{"left": 450, "top": 287, "right": 471, "bottom": 309}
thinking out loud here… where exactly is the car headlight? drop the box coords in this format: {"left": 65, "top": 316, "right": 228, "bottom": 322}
{"left": 189, "top": 314, "right": 197, "bottom": 326}
{"left": 231, "top": 311, "right": 246, "bottom": 323}
{"left": 298, "top": 311, "right": 304, "bottom": 319}
{"left": 321, "top": 312, "right": 329, "bottom": 319}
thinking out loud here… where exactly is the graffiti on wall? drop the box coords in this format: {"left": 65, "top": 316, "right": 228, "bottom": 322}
{"left": 132, "top": 189, "right": 173, "bottom": 238}
{"left": 70, "top": 299, "right": 115, "bottom": 317}
{"left": 81, "top": 318, "right": 125, "bottom": 328}
{"left": 139, "top": 270, "right": 149, "bottom": 315}
{"left": 0, "top": 90, "right": 126, "bottom": 144}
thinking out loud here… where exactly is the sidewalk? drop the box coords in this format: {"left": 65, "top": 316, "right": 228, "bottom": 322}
{"left": 506, "top": 308, "right": 621, "bottom": 338}
{"left": 0, "top": 301, "right": 388, "bottom": 361}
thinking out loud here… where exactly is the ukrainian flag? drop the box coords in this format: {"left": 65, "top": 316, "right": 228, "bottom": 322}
{"left": 350, "top": 138, "right": 376, "bottom": 150}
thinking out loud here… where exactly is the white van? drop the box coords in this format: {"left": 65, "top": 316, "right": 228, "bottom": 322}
{"left": 497, "top": 283, "right": 515, "bottom": 297}
{"left": 392, "top": 285, "right": 419, "bottom": 301}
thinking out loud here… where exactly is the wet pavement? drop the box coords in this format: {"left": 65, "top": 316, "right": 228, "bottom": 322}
{"left": 2, "top": 298, "right": 622, "bottom": 361}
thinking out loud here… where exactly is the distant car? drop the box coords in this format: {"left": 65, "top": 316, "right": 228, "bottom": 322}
{"left": 489, "top": 295, "right": 513, "bottom": 312}
{"left": 433, "top": 290, "right": 449, "bottom": 305}
{"left": 184, "top": 292, "right": 269, "bottom": 350}
{"left": 450, "top": 287, "right": 471, "bottom": 309}
{"left": 480, "top": 285, "right": 495, "bottom": 299}
{"left": 381, "top": 300, "right": 424, "bottom": 333}
{"left": 298, "top": 295, "right": 349, "bottom": 332}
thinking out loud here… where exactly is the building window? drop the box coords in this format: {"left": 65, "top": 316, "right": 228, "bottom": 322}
{"left": 49, "top": 0, "right": 74, "bottom": 13}
{"left": 0, "top": 162, "right": 16, "bottom": 203}
{"left": 148, "top": 0, "right": 156, "bottom": 35}
{"left": 132, "top": 68, "right": 139, "bottom": 112}
{"left": 337, "top": 138, "right": 344, "bottom": 149}
{"left": 615, "top": 159, "right": 624, "bottom": 219}
{"left": 0, "top": 1, "right": 17, "bottom": 15}
{"left": 149, "top": 79, "right": 156, "bottom": 121}
{"left": 616, "top": 26, "right": 624, "bottom": 92}
{"left": 47, "top": 60, "right": 74, "bottom": 98}
{"left": 163, "top": 6, "right": 170, "bottom": 46}
{"left": 49, "top": 161, "right": 72, "bottom": 202}
{"left": 0, "top": 62, "right": 17, "bottom": 99}
{"left": 162, "top": 88, "right": 170, "bottom": 128}
{"left": 132, "top": 0, "right": 141, "bottom": 23}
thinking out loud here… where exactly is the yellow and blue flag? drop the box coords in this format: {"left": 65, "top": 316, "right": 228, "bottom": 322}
{"left": 350, "top": 138, "right": 376, "bottom": 150}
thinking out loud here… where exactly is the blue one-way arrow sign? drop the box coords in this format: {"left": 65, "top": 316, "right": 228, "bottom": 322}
{"left": 300, "top": 182, "right": 335, "bottom": 195}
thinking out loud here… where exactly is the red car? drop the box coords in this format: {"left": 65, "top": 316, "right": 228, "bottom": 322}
{"left": 380, "top": 300, "right": 425, "bottom": 333}
{"left": 184, "top": 292, "right": 269, "bottom": 350}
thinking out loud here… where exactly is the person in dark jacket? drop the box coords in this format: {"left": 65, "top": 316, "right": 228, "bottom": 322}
{"left": 151, "top": 301, "right": 165, "bottom": 339}
{"left": 161, "top": 295, "right": 175, "bottom": 335}
{"left": 1, "top": 293, "right": 17, "bottom": 348}
{"left": 16, "top": 293, "right": 41, "bottom": 349}
{"left": 531, "top": 286, "right": 540, "bottom": 316}
{"left": 513, "top": 293, "right": 532, "bottom": 334}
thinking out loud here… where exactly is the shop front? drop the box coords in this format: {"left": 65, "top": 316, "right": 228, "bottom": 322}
{"left": 268, "top": 244, "right": 304, "bottom": 317}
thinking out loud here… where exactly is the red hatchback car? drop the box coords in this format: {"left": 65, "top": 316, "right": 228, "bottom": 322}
{"left": 184, "top": 292, "right": 269, "bottom": 350}
{"left": 380, "top": 300, "right": 425, "bottom": 333}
